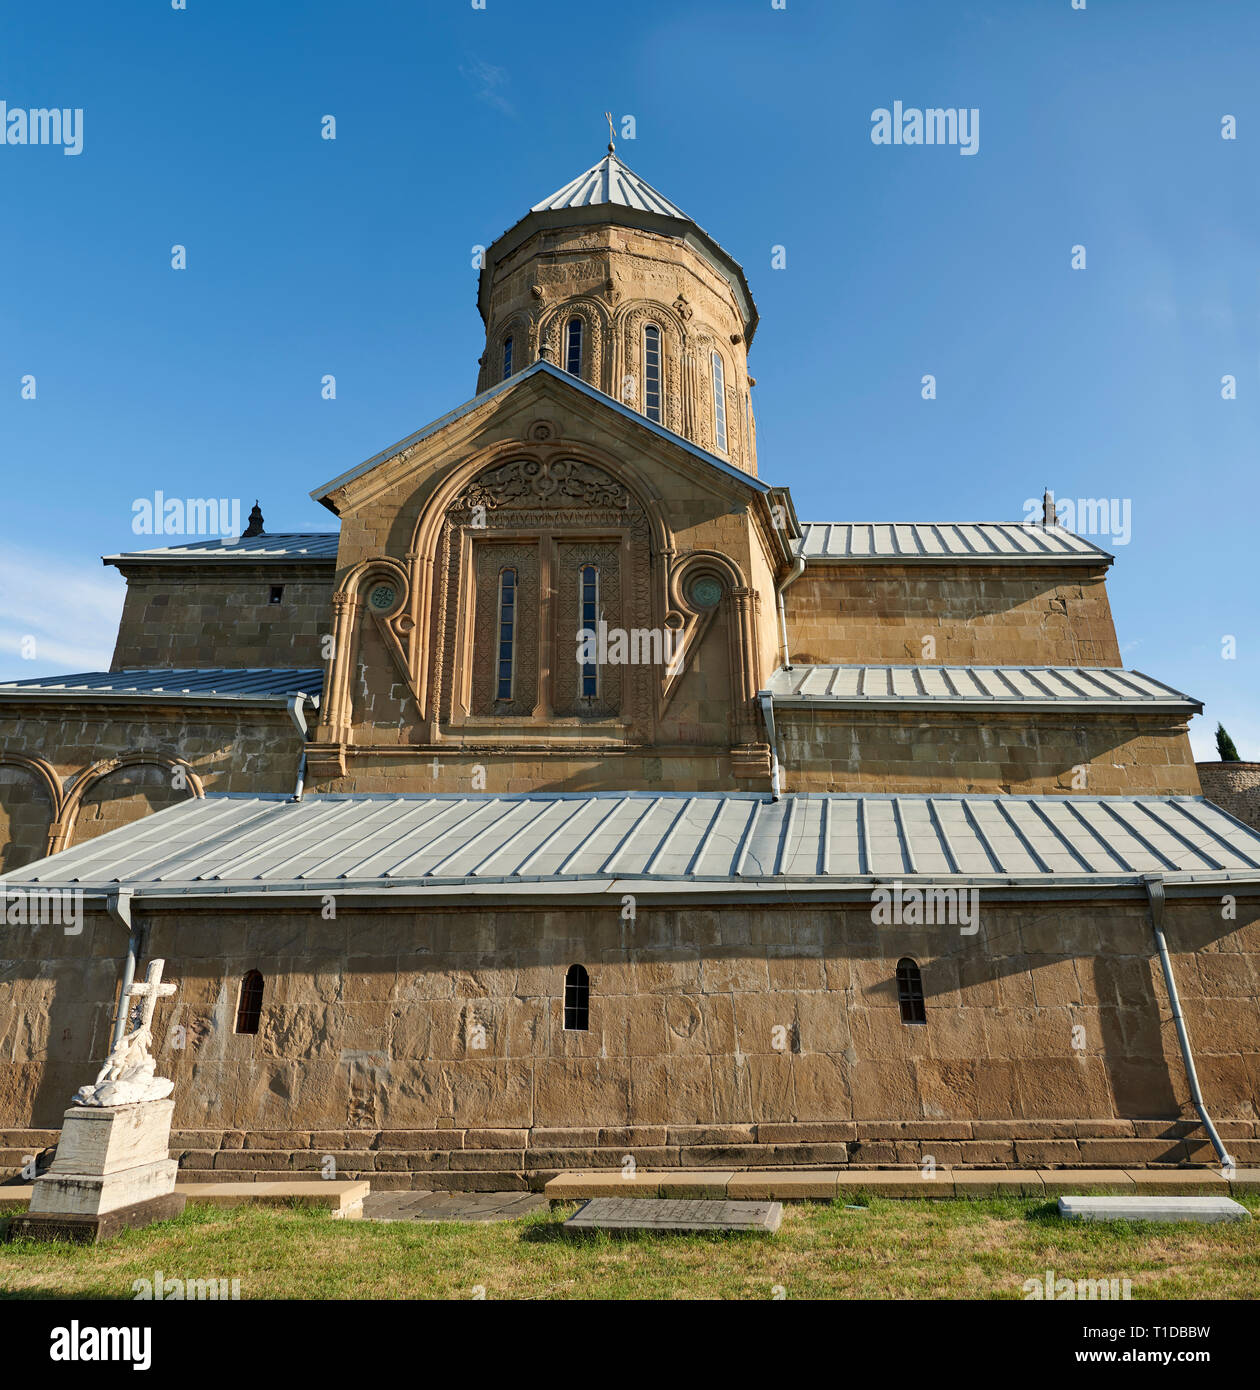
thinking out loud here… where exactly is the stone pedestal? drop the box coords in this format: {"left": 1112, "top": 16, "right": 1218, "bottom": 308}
{"left": 9, "top": 1099, "right": 183, "bottom": 1243}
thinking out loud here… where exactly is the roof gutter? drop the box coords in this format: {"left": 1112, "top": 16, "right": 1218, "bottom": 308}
{"left": 1143, "top": 873, "right": 1234, "bottom": 1171}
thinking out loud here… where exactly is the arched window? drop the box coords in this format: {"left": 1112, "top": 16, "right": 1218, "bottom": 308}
{"left": 578, "top": 565, "right": 599, "bottom": 698}
{"left": 235, "top": 970, "right": 264, "bottom": 1035}
{"left": 496, "top": 568, "right": 517, "bottom": 700}
{"left": 502, "top": 336, "right": 513, "bottom": 381}
{"left": 565, "top": 317, "right": 583, "bottom": 378}
{"left": 896, "top": 958, "right": 926, "bottom": 1025}
{"left": 643, "top": 324, "right": 662, "bottom": 423}
{"left": 564, "top": 964, "right": 590, "bottom": 1031}
{"left": 711, "top": 352, "right": 727, "bottom": 451}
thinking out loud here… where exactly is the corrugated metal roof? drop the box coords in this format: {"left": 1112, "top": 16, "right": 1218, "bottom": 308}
{"left": 796, "top": 523, "right": 1111, "bottom": 563}
{"left": 532, "top": 153, "right": 689, "bottom": 219}
{"left": 103, "top": 534, "right": 339, "bottom": 563}
{"left": 765, "top": 666, "right": 1199, "bottom": 711}
{"left": 7, "top": 791, "right": 1258, "bottom": 893}
{"left": 0, "top": 668, "right": 322, "bottom": 705}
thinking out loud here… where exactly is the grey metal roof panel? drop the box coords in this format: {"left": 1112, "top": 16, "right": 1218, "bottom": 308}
{"left": 0, "top": 668, "right": 323, "bottom": 705}
{"left": 103, "top": 534, "right": 339, "bottom": 563}
{"left": 532, "top": 153, "right": 689, "bottom": 219}
{"left": 796, "top": 522, "right": 1112, "bottom": 564}
{"left": 764, "top": 666, "right": 1200, "bottom": 711}
{"left": 7, "top": 791, "right": 1259, "bottom": 894}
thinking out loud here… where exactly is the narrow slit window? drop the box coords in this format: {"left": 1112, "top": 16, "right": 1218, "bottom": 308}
{"left": 496, "top": 567, "right": 517, "bottom": 701}
{"left": 565, "top": 317, "right": 583, "bottom": 378}
{"left": 502, "top": 335, "right": 513, "bottom": 381}
{"left": 269, "top": 585, "right": 284, "bottom": 604}
{"left": 896, "top": 958, "right": 926, "bottom": 1025}
{"left": 564, "top": 964, "right": 590, "bottom": 1031}
{"left": 643, "top": 324, "right": 662, "bottom": 422}
{"left": 235, "top": 970, "right": 264, "bottom": 1035}
{"left": 711, "top": 351, "right": 727, "bottom": 451}
{"left": 579, "top": 565, "right": 599, "bottom": 698}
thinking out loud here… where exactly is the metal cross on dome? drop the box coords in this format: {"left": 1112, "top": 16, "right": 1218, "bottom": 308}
{"left": 126, "top": 958, "right": 177, "bottom": 1032}
{"left": 605, "top": 111, "right": 615, "bottom": 154}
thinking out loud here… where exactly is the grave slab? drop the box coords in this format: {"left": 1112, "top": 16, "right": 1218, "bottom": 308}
{"left": 564, "top": 1196, "right": 781, "bottom": 1234}
{"left": 1059, "top": 1195, "right": 1250, "bottom": 1224}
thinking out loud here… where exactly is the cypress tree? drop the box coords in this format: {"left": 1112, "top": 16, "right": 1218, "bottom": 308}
{"left": 1216, "top": 723, "right": 1242, "bottom": 761}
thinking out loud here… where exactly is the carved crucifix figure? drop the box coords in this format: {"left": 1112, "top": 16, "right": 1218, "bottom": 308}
{"left": 74, "top": 958, "right": 178, "bottom": 1108}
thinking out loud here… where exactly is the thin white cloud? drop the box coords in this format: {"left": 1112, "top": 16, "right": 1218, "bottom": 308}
{"left": 0, "top": 548, "right": 124, "bottom": 677}
{"left": 459, "top": 60, "right": 515, "bottom": 118}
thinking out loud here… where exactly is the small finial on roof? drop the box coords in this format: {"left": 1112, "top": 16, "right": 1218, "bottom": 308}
{"left": 1042, "top": 488, "right": 1056, "bottom": 529}
{"left": 605, "top": 110, "right": 615, "bottom": 154}
{"left": 243, "top": 500, "right": 265, "bottom": 537}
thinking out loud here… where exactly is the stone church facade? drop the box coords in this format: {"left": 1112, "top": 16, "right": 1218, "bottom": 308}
{"left": 2, "top": 151, "right": 1258, "bottom": 1190}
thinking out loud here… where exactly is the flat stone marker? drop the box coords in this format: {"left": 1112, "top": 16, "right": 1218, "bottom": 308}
{"left": 1059, "top": 1195, "right": 1250, "bottom": 1224}
{"left": 564, "top": 1197, "right": 781, "bottom": 1235}
{"left": 363, "top": 1191, "right": 548, "bottom": 1223}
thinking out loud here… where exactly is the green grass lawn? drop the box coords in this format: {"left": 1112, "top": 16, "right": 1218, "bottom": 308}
{"left": 2, "top": 1195, "right": 1258, "bottom": 1300}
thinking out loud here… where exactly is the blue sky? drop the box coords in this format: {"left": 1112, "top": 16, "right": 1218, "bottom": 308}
{"left": 0, "top": 0, "right": 1256, "bottom": 758}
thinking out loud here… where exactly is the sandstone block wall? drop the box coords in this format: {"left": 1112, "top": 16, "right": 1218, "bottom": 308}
{"left": 3, "top": 894, "right": 1256, "bottom": 1188}
{"left": 1198, "top": 763, "right": 1260, "bottom": 832}
{"left": 784, "top": 565, "right": 1122, "bottom": 667}
{"left": 779, "top": 711, "right": 1202, "bottom": 796}
{"left": 109, "top": 566, "right": 334, "bottom": 670}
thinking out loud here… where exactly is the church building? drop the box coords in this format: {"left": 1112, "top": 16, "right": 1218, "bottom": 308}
{"left": 2, "top": 149, "right": 1258, "bottom": 1190}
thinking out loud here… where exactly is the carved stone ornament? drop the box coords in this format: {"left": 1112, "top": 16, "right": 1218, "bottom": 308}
{"left": 75, "top": 959, "right": 177, "bottom": 1108}
{"left": 673, "top": 292, "right": 693, "bottom": 321}
{"left": 459, "top": 457, "right": 631, "bottom": 513}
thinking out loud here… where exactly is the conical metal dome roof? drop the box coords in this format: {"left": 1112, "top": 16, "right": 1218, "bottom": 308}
{"left": 479, "top": 148, "right": 758, "bottom": 345}
{"left": 531, "top": 152, "right": 689, "bottom": 221}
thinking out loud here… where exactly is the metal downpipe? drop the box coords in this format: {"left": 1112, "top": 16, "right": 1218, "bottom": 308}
{"left": 758, "top": 692, "right": 781, "bottom": 801}
{"left": 106, "top": 887, "right": 139, "bottom": 1050}
{"left": 776, "top": 555, "right": 805, "bottom": 670}
{"left": 1143, "top": 874, "right": 1233, "bottom": 1170}
{"left": 287, "top": 692, "right": 311, "bottom": 802}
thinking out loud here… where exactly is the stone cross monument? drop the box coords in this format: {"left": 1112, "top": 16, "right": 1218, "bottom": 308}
{"left": 75, "top": 958, "right": 177, "bottom": 1107}
{"left": 10, "top": 958, "right": 185, "bottom": 1242}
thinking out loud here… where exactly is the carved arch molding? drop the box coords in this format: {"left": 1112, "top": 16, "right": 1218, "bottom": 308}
{"left": 0, "top": 752, "right": 203, "bottom": 868}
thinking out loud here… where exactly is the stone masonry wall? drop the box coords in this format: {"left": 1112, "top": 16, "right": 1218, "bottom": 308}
{"left": 784, "top": 564, "right": 1122, "bottom": 667}
{"left": 779, "top": 710, "right": 1202, "bottom": 796}
{"left": 109, "top": 566, "right": 334, "bottom": 670}
{"left": 1197, "top": 763, "right": 1260, "bottom": 832}
{"left": 2, "top": 894, "right": 1256, "bottom": 1190}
